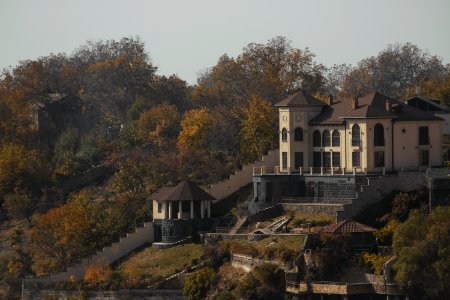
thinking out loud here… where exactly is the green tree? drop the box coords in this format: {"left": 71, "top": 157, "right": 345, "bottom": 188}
{"left": 183, "top": 267, "right": 217, "bottom": 300}
{"left": 393, "top": 207, "right": 450, "bottom": 299}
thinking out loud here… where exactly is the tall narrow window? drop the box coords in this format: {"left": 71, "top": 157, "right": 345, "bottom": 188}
{"left": 374, "top": 123, "right": 384, "bottom": 146}
{"left": 295, "top": 152, "right": 303, "bottom": 169}
{"left": 313, "top": 130, "right": 321, "bottom": 147}
{"left": 322, "top": 130, "right": 331, "bottom": 147}
{"left": 419, "top": 126, "right": 429, "bottom": 145}
{"left": 352, "top": 151, "right": 361, "bottom": 167}
{"left": 323, "top": 152, "right": 331, "bottom": 168}
{"left": 282, "top": 152, "right": 288, "bottom": 169}
{"left": 418, "top": 150, "right": 429, "bottom": 166}
{"left": 374, "top": 151, "right": 384, "bottom": 167}
{"left": 313, "top": 151, "right": 322, "bottom": 167}
{"left": 332, "top": 130, "right": 340, "bottom": 147}
{"left": 352, "top": 124, "right": 360, "bottom": 146}
{"left": 294, "top": 127, "right": 303, "bottom": 141}
{"left": 282, "top": 128, "right": 288, "bottom": 142}
{"left": 332, "top": 152, "right": 341, "bottom": 167}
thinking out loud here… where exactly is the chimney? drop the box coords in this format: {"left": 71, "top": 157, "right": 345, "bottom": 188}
{"left": 386, "top": 97, "right": 391, "bottom": 112}
{"left": 352, "top": 97, "right": 358, "bottom": 110}
{"left": 327, "top": 94, "right": 334, "bottom": 106}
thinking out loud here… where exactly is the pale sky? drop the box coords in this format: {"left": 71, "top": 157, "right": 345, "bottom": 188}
{"left": 1, "top": 0, "right": 450, "bottom": 84}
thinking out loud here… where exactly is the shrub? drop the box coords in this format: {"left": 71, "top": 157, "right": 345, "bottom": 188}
{"left": 183, "top": 268, "right": 217, "bottom": 300}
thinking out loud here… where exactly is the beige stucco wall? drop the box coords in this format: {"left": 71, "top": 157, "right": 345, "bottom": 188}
{"left": 393, "top": 120, "right": 443, "bottom": 169}
{"left": 279, "top": 107, "right": 322, "bottom": 170}
{"left": 153, "top": 200, "right": 165, "bottom": 219}
{"left": 278, "top": 105, "right": 444, "bottom": 172}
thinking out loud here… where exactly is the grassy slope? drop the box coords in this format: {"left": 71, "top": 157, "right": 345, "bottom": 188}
{"left": 118, "top": 243, "right": 204, "bottom": 279}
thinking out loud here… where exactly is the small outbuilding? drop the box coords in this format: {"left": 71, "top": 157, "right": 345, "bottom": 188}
{"left": 151, "top": 180, "right": 216, "bottom": 243}
{"left": 321, "top": 219, "right": 377, "bottom": 251}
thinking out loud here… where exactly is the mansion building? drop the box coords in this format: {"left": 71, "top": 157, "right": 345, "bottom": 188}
{"left": 276, "top": 91, "right": 444, "bottom": 174}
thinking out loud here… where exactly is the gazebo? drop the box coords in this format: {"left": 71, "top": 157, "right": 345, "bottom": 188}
{"left": 150, "top": 180, "right": 216, "bottom": 243}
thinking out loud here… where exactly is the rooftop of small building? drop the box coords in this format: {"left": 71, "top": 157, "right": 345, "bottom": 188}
{"left": 321, "top": 219, "right": 377, "bottom": 234}
{"left": 150, "top": 180, "right": 216, "bottom": 202}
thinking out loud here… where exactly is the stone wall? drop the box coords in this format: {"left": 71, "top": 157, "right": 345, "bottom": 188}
{"left": 231, "top": 253, "right": 296, "bottom": 272}
{"left": 339, "top": 171, "right": 427, "bottom": 220}
{"left": 247, "top": 204, "right": 284, "bottom": 222}
{"left": 23, "top": 289, "right": 184, "bottom": 300}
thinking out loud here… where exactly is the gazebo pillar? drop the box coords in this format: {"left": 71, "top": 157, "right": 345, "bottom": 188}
{"left": 178, "top": 201, "right": 182, "bottom": 219}
{"left": 168, "top": 201, "right": 172, "bottom": 219}
{"left": 190, "top": 201, "right": 194, "bottom": 219}
{"left": 207, "top": 201, "right": 211, "bottom": 218}
{"left": 200, "top": 201, "right": 204, "bottom": 219}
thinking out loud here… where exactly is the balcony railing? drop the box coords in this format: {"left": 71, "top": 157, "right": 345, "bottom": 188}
{"left": 280, "top": 197, "right": 354, "bottom": 204}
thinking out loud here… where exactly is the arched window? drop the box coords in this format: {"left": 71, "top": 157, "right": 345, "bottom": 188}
{"left": 313, "top": 130, "right": 321, "bottom": 147}
{"left": 281, "top": 128, "right": 288, "bottom": 142}
{"left": 322, "top": 130, "right": 331, "bottom": 147}
{"left": 294, "top": 127, "right": 303, "bottom": 141}
{"left": 374, "top": 123, "right": 384, "bottom": 146}
{"left": 332, "top": 130, "right": 340, "bottom": 147}
{"left": 352, "top": 124, "right": 360, "bottom": 146}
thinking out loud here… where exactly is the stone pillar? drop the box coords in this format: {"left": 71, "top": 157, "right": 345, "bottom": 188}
{"left": 178, "top": 201, "right": 182, "bottom": 219}
{"left": 207, "top": 201, "right": 211, "bottom": 218}
{"left": 168, "top": 201, "right": 172, "bottom": 219}
{"left": 341, "top": 296, "right": 348, "bottom": 300}
{"left": 200, "top": 201, "right": 204, "bottom": 219}
{"left": 190, "top": 201, "right": 194, "bottom": 219}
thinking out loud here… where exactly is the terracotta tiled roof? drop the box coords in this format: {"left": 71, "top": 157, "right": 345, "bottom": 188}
{"left": 322, "top": 219, "right": 377, "bottom": 234}
{"left": 309, "top": 91, "right": 442, "bottom": 125}
{"left": 275, "top": 91, "right": 325, "bottom": 107}
{"left": 150, "top": 180, "right": 215, "bottom": 202}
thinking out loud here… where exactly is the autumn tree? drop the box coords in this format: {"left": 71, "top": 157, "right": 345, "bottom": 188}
{"left": 341, "top": 43, "right": 448, "bottom": 97}
{"left": 393, "top": 207, "right": 450, "bottom": 299}
{"left": 137, "top": 103, "right": 180, "bottom": 146}
{"left": 194, "top": 36, "right": 326, "bottom": 109}
{"left": 0, "top": 144, "right": 48, "bottom": 219}
{"left": 177, "top": 108, "right": 237, "bottom": 183}
{"left": 31, "top": 192, "right": 92, "bottom": 275}
{"left": 240, "top": 96, "right": 277, "bottom": 163}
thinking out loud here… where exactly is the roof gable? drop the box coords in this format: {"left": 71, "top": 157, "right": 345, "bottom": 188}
{"left": 275, "top": 91, "right": 325, "bottom": 107}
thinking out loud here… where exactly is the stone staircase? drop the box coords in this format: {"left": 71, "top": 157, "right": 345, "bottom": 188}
{"left": 206, "top": 149, "right": 279, "bottom": 201}
{"left": 229, "top": 216, "right": 248, "bottom": 234}
{"left": 49, "top": 222, "right": 154, "bottom": 281}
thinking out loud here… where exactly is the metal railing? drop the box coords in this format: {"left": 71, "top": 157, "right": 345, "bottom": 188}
{"left": 426, "top": 167, "right": 450, "bottom": 178}
{"left": 280, "top": 197, "right": 354, "bottom": 204}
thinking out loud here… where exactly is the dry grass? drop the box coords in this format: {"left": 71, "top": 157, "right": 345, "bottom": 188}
{"left": 221, "top": 235, "right": 304, "bottom": 262}
{"left": 118, "top": 243, "right": 204, "bottom": 280}
{"left": 288, "top": 212, "right": 334, "bottom": 228}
